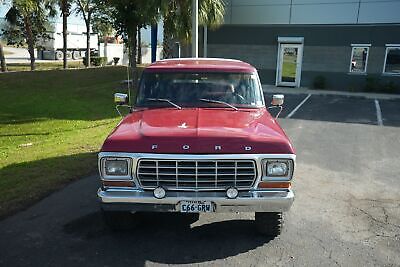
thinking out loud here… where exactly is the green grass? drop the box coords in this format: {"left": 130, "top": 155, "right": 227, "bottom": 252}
{"left": 282, "top": 55, "right": 297, "bottom": 82}
{"left": 6, "top": 61, "right": 85, "bottom": 72}
{"left": 0, "top": 66, "right": 139, "bottom": 218}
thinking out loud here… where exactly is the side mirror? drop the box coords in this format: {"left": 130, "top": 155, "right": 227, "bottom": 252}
{"left": 271, "top": 94, "right": 284, "bottom": 106}
{"left": 114, "top": 93, "right": 128, "bottom": 105}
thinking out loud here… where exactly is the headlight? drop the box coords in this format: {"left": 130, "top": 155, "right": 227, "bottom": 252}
{"left": 264, "top": 159, "right": 294, "bottom": 180}
{"left": 101, "top": 158, "right": 131, "bottom": 179}
{"left": 105, "top": 160, "right": 128, "bottom": 175}
{"left": 267, "top": 161, "right": 288, "bottom": 176}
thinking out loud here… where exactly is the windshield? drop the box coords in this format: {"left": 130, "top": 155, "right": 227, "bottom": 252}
{"left": 136, "top": 72, "right": 264, "bottom": 108}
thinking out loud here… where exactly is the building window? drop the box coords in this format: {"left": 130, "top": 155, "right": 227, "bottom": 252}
{"left": 349, "top": 45, "right": 369, "bottom": 73}
{"left": 383, "top": 46, "right": 400, "bottom": 75}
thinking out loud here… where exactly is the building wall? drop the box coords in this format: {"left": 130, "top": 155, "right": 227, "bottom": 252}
{"left": 207, "top": 24, "right": 400, "bottom": 90}
{"left": 224, "top": 0, "right": 400, "bottom": 25}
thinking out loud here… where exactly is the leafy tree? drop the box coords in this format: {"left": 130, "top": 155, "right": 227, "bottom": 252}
{"left": 161, "top": 0, "right": 225, "bottom": 58}
{"left": 104, "top": 0, "right": 159, "bottom": 86}
{"left": 4, "top": 0, "right": 57, "bottom": 70}
{"left": 92, "top": 4, "right": 114, "bottom": 46}
{"left": 74, "top": 0, "right": 92, "bottom": 67}
{"left": 74, "top": 0, "right": 98, "bottom": 67}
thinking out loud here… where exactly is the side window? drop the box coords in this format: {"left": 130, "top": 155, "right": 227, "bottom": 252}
{"left": 349, "top": 45, "right": 369, "bottom": 73}
{"left": 383, "top": 46, "right": 400, "bottom": 75}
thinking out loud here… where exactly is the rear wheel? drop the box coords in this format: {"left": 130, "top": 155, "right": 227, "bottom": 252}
{"left": 72, "top": 50, "right": 81, "bottom": 60}
{"left": 66, "top": 51, "right": 72, "bottom": 59}
{"left": 55, "top": 51, "right": 63, "bottom": 60}
{"left": 101, "top": 209, "right": 138, "bottom": 231}
{"left": 255, "top": 212, "right": 283, "bottom": 237}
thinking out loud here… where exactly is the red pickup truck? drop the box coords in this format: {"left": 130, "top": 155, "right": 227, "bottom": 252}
{"left": 98, "top": 58, "right": 295, "bottom": 236}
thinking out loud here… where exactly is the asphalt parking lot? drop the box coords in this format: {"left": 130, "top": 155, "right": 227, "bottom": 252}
{"left": 1, "top": 92, "right": 399, "bottom": 266}
{"left": 266, "top": 93, "right": 400, "bottom": 127}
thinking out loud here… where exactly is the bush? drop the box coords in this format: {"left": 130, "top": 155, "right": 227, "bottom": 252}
{"left": 382, "top": 81, "right": 398, "bottom": 94}
{"left": 365, "top": 75, "right": 380, "bottom": 92}
{"left": 365, "top": 75, "right": 399, "bottom": 94}
{"left": 313, "top": 75, "right": 326, "bottom": 89}
{"left": 82, "top": 56, "right": 107, "bottom": 66}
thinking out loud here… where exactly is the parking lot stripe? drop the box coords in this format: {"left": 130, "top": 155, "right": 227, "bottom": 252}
{"left": 286, "top": 94, "right": 311, "bottom": 118}
{"left": 374, "top": 99, "right": 383, "bottom": 126}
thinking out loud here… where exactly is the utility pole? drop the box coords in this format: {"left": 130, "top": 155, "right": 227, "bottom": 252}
{"left": 203, "top": 25, "right": 207, "bottom": 57}
{"left": 151, "top": 24, "right": 157, "bottom": 62}
{"left": 191, "top": 0, "right": 198, "bottom": 58}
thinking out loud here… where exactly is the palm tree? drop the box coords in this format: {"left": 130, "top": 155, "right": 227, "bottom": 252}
{"left": 161, "top": 0, "right": 225, "bottom": 59}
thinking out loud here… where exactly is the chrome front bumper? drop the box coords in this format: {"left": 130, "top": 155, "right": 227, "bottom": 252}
{"left": 98, "top": 188, "right": 294, "bottom": 213}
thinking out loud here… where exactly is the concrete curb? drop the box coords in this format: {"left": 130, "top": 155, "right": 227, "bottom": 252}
{"left": 262, "top": 84, "right": 400, "bottom": 100}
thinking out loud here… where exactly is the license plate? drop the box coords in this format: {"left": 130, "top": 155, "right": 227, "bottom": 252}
{"left": 180, "top": 200, "right": 215, "bottom": 213}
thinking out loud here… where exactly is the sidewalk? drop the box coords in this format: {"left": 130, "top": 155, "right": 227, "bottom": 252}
{"left": 262, "top": 84, "right": 400, "bottom": 100}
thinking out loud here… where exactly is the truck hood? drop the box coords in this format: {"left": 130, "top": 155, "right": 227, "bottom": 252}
{"left": 101, "top": 108, "right": 295, "bottom": 154}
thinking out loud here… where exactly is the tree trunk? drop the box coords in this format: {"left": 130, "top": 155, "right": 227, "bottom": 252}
{"left": 62, "top": 0, "right": 68, "bottom": 69}
{"left": 104, "top": 37, "right": 108, "bottom": 63}
{"left": 128, "top": 25, "right": 138, "bottom": 89}
{"left": 85, "top": 18, "right": 91, "bottom": 67}
{"left": 24, "top": 16, "right": 36, "bottom": 71}
{"left": 0, "top": 42, "right": 7, "bottom": 72}
{"left": 162, "top": 16, "right": 174, "bottom": 59}
{"left": 137, "top": 26, "right": 142, "bottom": 64}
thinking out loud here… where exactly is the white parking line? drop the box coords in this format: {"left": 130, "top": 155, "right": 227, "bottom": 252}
{"left": 286, "top": 94, "right": 312, "bottom": 119}
{"left": 374, "top": 99, "right": 383, "bottom": 126}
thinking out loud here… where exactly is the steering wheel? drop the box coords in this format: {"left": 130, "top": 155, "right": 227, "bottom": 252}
{"left": 234, "top": 93, "right": 245, "bottom": 102}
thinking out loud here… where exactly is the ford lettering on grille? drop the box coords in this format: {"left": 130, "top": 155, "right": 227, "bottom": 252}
{"left": 137, "top": 160, "right": 257, "bottom": 190}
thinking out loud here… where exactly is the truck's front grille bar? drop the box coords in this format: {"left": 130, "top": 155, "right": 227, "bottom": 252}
{"left": 137, "top": 159, "right": 257, "bottom": 190}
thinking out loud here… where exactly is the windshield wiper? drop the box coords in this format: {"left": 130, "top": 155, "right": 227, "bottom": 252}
{"left": 146, "top": 98, "right": 182, "bottom": 109}
{"left": 199, "top": 98, "right": 238, "bottom": 111}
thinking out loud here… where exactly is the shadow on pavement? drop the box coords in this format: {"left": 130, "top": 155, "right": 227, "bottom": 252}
{"left": 0, "top": 152, "right": 97, "bottom": 219}
{"left": 64, "top": 211, "right": 272, "bottom": 265}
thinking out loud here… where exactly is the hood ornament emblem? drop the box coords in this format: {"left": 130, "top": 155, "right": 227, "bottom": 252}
{"left": 182, "top": 145, "right": 190, "bottom": 150}
{"left": 178, "top": 122, "right": 188, "bottom": 129}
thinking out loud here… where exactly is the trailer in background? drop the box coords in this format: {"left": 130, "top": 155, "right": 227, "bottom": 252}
{"left": 38, "top": 22, "right": 98, "bottom": 60}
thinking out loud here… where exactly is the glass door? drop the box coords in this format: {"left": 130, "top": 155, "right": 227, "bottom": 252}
{"left": 277, "top": 43, "right": 303, "bottom": 87}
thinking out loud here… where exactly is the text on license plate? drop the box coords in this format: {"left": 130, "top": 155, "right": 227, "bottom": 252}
{"left": 180, "top": 201, "right": 215, "bottom": 213}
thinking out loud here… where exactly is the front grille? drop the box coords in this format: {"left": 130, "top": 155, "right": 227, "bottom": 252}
{"left": 137, "top": 159, "right": 257, "bottom": 190}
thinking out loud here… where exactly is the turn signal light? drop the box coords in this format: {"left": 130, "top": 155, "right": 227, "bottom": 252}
{"left": 257, "top": 181, "right": 291, "bottom": 189}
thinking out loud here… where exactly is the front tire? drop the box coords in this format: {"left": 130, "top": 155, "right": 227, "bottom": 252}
{"left": 255, "top": 212, "right": 283, "bottom": 237}
{"left": 101, "top": 209, "right": 138, "bottom": 231}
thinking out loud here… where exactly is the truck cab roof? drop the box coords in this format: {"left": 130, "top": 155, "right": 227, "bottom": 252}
{"left": 145, "top": 58, "right": 257, "bottom": 73}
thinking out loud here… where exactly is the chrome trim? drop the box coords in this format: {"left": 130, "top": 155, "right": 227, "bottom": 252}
{"left": 98, "top": 188, "right": 294, "bottom": 213}
{"left": 136, "top": 159, "right": 256, "bottom": 190}
{"left": 261, "top": 158, "right": 295, "bottom": 181}
{"left": 98, "top": 153, "right": 296, "bottom": 189}
{"left": 99, "top": 157, "right": 133, "bottom": 181}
